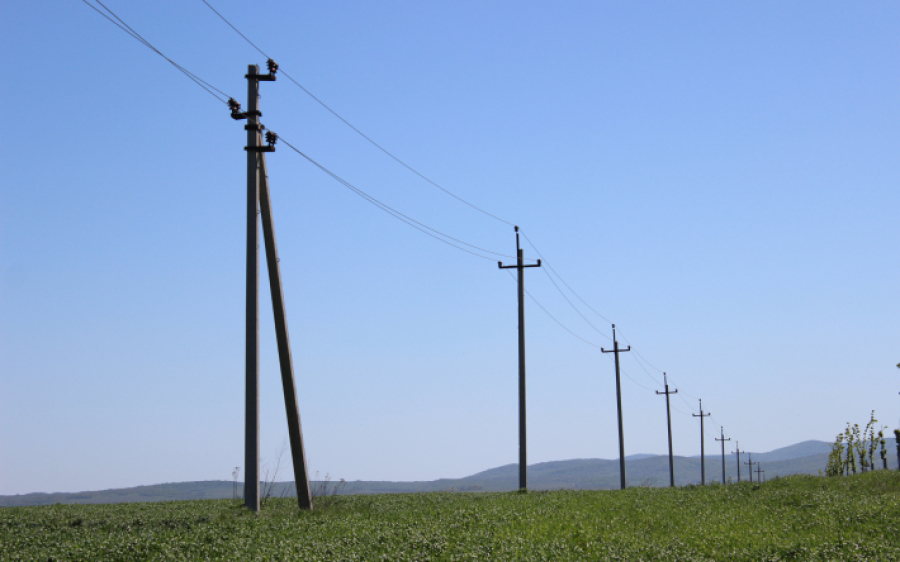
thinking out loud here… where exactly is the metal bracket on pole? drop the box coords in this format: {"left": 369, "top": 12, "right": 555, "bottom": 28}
{"left": 246, "top": 131, "right": 277, "bottom": 153}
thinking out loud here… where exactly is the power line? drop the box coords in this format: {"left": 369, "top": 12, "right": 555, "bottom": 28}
{"left": 505, "top": 271, "right": 603, "bottom": 350}
{"left": 628, "top": 349, "right": 665, "bottom": 388}
{"left": 83, "top": 1, "right": 230, "bottom": 105}
{"left": 520, "top": 230, "right": 615, "bottom": 326}
{"left": 278, "top": 136, "right": 510, "bottom": 261}
{"left": 518, "top": 232, "right": 612, "bottom": 343}
{"left": 200, "top": 0, "right": 515, "bottom": 226}
{"left": 198, "top": 1, "right": 714, "bottom": 407}
{"left": 86, "top": 1, "right": 739, "bottom": 446}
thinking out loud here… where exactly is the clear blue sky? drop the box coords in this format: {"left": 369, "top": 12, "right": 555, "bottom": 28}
{"left": 1, "top": 1, "right": 897, "bottom": 495}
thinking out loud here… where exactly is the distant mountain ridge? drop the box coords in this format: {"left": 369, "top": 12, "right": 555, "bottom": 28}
{"left": 3, "top": 439, "right": 896, "bottom": 507}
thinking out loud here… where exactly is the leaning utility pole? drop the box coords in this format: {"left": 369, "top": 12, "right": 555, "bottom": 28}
{"left": 602, "top": 324, "right": 631, "bottom": 490}
{"left": 655, "top": 372, "right": 678, "bottom": 487}
{"left": 733, "top": 443, "right": 741, "bottom": 483}
{"left": 693, "top": 399, "right": 711, "bottom": 485}
{"left": 230, "top": 61, "right": 312, "bottom": 511}
{"left": 745, "top": 453, "right": 758, "bottom": 483}
{"left": 715, "top": 427, "right": 730, "bottom": 484}
{"left": 498, "top": 225, "right": 541, "bottom": 491}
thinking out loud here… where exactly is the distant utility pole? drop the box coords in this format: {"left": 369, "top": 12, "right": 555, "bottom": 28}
{"left": 715, "top": 427, "right": 730, "bottom": 484}
{"left": 733, "top": 443, "right": 742, "bottom": 483}
{"left": 498, "top": 225, "right": 541, "bottom": 491}
{"left": 602, "top": 325, "right": 631, "bottom": 490}
{"left": 756, "top": 464, "right": 765, "bottom": 483}
{"left": 693, "top": 399, "right": 711, "bottom": 485}
{"left": 745, "top": 453, "right": 758, "bottom": 484}
{"left": 230, "top": 61, "right": 312, "bottom": 511}
{"left": 656, "top": 372, "right": 678, "bottom": 487}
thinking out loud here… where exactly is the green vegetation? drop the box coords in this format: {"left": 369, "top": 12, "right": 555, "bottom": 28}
{"left": 3, "top": 471, "right": 899, "bottom": 561}
{"left": 825, "top": 412, "right": 896, "bottom": 477}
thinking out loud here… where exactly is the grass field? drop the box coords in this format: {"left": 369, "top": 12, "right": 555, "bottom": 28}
{"left": 2, "top": 471, "right": 898, "bottom": 561}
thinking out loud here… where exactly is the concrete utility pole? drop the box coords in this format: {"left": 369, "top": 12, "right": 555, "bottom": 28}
{"left": 745, "top": 453, "right": 758, "bottom": 484}
{"left": 693, "top": 399, "right": 711, "bottom": 485}
{"left": 498, "top": 226, "right": 541, "bottom": 491}
{"left": 756, "top": 464, "right": 765, "bottom": 483}
{"left": 656, "top": 372, "right": 678, "bottom": 487}
{"left": 602, "top": 325, "right": 631, "bottom": 490}
{"left": 715, "top": 426, "right": 730, "bottom": 484}
{"left": 231, "top": 61, "right": 312, "bottom": 511}
{"left": 241, "top": 63, "right": 263, "bottom": 513}
{"left": 733, "top": 443, "right": 742, "bottom": 483}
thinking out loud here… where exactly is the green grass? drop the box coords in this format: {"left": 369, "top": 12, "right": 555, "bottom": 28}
{"left": 3, "top": 471, "right": 899, "bottom": 561}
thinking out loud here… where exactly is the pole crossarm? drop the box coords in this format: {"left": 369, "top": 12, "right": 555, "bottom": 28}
{"left": 602, "top": 325, "right": 631, "bottom": 490}
{"left": 656, "top": 372, "right": 678, "bottom": 487}
{"left": 496, "top": 226, "right": 540, "bottom": 491}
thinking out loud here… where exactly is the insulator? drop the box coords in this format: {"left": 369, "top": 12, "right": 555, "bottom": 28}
{"left": 228, "top": 98, "right": 241, "bottom": 112}
{"left": 267, "top": 59, "right": 279, "bottom": 75}
{"left": 265, "top": 131, "right": 278, "bottom": 146}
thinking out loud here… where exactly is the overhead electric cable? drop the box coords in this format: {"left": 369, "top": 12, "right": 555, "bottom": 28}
{"left": 612, "top": 360, "right": 657, "bottom": 393}
{"left": 200, "top": 0, "right": 515, "bottom": 226}
{"left": 86, "top": 0, "right": 739, "bottom": 442}
{"left": 629, "top": 351, "right": 665, "bottom": 388}
{"left": 279, "top": 136, "right": 511, "bottom": 261}
{"left": 520, "top": 230, "right": 615, "bottom": 326}
{"left": 504, "top": 271, "right": 603, "bottom": 349}
{"left": 83, "top": 0, "right": 230, "bottom": 105}
{"left": 518, "top": 233, "right": 612, "bottom": 343}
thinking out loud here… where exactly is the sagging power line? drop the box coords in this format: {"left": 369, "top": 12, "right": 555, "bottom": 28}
{"left": 82, "top": 0, "right": 231, "bottom": 104}
{"left": 80, "top": 2, "right": 749, "bottom": 486}
{"left": 200, "top": 0, "right": 515, "bottom": 227}
{"left": 206, "top": 0, "right": 721, "bottom": 421}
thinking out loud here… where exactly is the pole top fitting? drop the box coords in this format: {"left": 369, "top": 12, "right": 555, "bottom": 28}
{"left": 514, "top": 225, "right": 519, "bottom": 232}
{"left": 228, "top": 98, "right": 248, "bottom": 120}
{"left": 267, "top": 59, "right": 279, "bottom": 75}
{"left": 265, "top": 131, "right": 278, "bottom": 147}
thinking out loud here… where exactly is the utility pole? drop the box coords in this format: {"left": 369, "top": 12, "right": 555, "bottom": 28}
{"left": 498, "top": 225, "right": 541, "bottom": 491}
{"left": 602, "top": 324, "right": 631, "bottom": 490}
{"left": 745, "top": 453, "right": 758, "bottom": 483}
{"left": 693, "top": 399, "right": 711, "bottom": 485}
{"left": 715, "top": 427, "right": 730, "bottom": 484}
{"left": 733, "top": 443, "right": 741, "bottom": 483}
{"left": 755, "top": 464, "right": 765, "bottom": 483}
{"left": 230, "top": 60, "right": 312, "bottom": 511}
{"left": 655, "top": 372, "right": 678, "bottom": 487}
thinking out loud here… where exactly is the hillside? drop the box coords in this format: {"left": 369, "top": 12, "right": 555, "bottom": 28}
{"left": 3, "top": 438, "right": 896, "bottom": 507}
